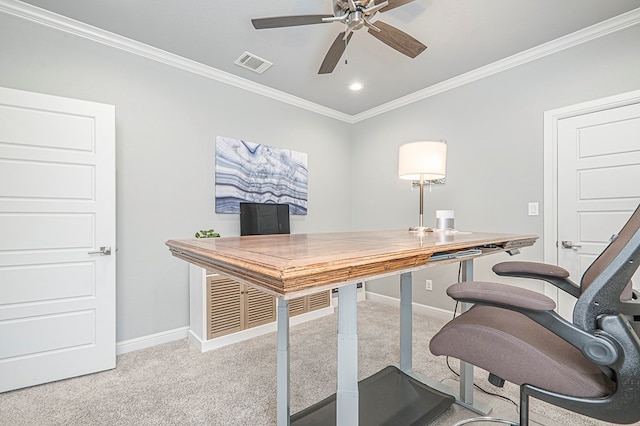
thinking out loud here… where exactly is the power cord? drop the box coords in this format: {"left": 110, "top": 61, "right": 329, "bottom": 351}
{"left": 445, "top": 285, "right": 518, "bottom": 408}
{"left": 449, "top": 262, "right": 555, "bottom": 424}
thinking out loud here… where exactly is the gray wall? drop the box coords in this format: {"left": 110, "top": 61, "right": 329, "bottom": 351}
{"left": 2, "top": 10, "right": 639, "bottom": 341}
{"left": 0, "top": 13, "right": 353, "bottom": 341}
{"left": 351, "top": 24, "right": 640, "bottom": 311}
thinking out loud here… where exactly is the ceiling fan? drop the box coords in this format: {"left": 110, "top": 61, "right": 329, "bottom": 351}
{"left": 251, "top": 0, "right": 427, "bottom": 74}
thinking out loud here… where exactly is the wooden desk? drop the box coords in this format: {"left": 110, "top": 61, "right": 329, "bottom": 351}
{"left": 167, "top": 230, "right": 537, "bottom": 425}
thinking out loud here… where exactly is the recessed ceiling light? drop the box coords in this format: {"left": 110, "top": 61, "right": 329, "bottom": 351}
{"left": 349, "top": 82, "right": 363, "bottom": 91}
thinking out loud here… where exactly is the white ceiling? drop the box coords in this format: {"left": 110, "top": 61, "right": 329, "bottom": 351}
{"left": 13, "top": 0, "right": 640, "bottom": 116}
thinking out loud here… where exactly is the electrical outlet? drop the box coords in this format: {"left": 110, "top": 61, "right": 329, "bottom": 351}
{"left": 425, "top": 279, "right": 433, "bottom": 291}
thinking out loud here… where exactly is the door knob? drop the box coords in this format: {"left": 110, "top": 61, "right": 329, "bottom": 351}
{"left": 88, "top": 246, "right": 112, "bottom": 255}
{"left": 561, "top": 241, "right": 582, "bottom": 250}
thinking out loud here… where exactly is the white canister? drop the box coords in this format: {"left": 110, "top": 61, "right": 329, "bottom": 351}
{"left": 436, "top": 210, "right": 455, "bottom": 230}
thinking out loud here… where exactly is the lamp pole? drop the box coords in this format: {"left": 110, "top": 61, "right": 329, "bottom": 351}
{"left": 418, "top": 173, "right": 424, "bottom": 230}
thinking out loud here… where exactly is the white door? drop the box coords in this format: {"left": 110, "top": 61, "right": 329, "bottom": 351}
{"left": 544, "top": 90, "right": 640, "bottom": 319}
{"left": 0, "top": 87, "right": 116, "bottom": 392}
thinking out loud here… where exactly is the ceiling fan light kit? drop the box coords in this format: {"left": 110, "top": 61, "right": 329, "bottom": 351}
{"left": 251, "top": 0, "right": 427, "bottom": 74}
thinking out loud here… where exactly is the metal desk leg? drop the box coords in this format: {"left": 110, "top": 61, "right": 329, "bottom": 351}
{"left": 277, "top": 299, "right": 290, "bottom": 426}
{"left": 459, "top": 259, "right": 474, "bottom": 405}
{"left": 400, "top": 272, "right": 412, "bottom": 373}
{"left": 337, "top": 284, "right": 358, "bottom": 426}
{"left": 400, "top": 260, "right": 491, "bottom": 416}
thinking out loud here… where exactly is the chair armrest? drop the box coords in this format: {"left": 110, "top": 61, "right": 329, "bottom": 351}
{"left": 493, "top": 261, "right": 581, "bottom": 298}
{"left": 447, "top": 282, "right": 620, "bottom": 366}
{"left": 446, "top": 281, "right": 556, "bottom": 311}
{"left": 447, "top": 281, "right": 619, "bottom": 366}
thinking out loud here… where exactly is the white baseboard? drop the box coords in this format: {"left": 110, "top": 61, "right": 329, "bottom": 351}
{"left": 117, "top": 293, "right": 444, "bottom": 356}
{"left": 365, "top": 291, "right": 455, "bottom": 322}
{"left": 116, "top": 326, "right": 189, "bottom": 355}
{"left": 136, "top": 306, "right": 336, "bottom": 354}
{"left": 291, "top": 305, "right": 335, "bottom": 326}
{"left": 195, "top": 306, "right": 334, "bottom": 352}
{"left": 191, "top": 321, "right": 276, "bottom": 352}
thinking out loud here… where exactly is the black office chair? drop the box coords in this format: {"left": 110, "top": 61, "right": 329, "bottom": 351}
{"left": 430, "top": 204, "right": 640, "bottom": 425}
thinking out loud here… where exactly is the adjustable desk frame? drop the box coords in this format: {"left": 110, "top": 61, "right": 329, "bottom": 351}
{"left": 166, "top": 230, "right": 536, "bottom": 426}
{"left": 280, "top": 259, "right": 485, "bottom": 425}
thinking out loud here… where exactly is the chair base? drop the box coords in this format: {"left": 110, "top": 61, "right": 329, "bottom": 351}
{"left": 453, "top": 416, "right": 518, "bottom": 426}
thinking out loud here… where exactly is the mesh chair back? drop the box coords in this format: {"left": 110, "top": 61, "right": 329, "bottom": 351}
{"left": 580, "top": 205, "right": 640, "bottom": 293}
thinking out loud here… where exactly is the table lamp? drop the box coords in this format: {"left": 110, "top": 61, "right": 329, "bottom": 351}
{"left": 398, "top": 141, "right": 447, "bottom": 232}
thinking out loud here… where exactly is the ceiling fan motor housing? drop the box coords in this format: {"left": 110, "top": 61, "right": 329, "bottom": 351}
{"left": 348, "top": 11, "right": 365, "bottom": 30}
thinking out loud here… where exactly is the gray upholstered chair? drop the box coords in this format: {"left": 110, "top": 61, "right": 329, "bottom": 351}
{"left": 430, "top": 204, "right": 640, "bottom": 425}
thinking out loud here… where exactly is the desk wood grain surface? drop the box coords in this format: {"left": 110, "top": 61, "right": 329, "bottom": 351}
{"left": 166, "top": 230, "right": 537, "bottom": 298}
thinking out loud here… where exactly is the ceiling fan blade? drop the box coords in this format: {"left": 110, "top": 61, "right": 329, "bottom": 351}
{"left": 367, "top": 20, "right": 426, "bottom": 58}
{"left": 318, "top": 32, "right": 354, "bottom": 74}
{"left": 252, "top": 15, "right": 333, "bottom": 29}
{"left": 375, "top": 0, "right": 415, "bottom": 12}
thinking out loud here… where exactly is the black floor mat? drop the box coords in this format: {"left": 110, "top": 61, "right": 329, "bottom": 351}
{"left": 291, "top": 365, "right": 455, "bottom": 425}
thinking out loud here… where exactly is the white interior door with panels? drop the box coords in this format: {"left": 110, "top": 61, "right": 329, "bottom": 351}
{"left": 544, "top": 90, "right": 640, "bottom": 319}
{"left": 0, "top": 87, "right": 116, "bottom": 392}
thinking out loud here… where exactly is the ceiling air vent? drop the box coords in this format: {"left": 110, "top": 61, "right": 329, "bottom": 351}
{"left": 234, "top": 51, "right": 273, "bottom": 74}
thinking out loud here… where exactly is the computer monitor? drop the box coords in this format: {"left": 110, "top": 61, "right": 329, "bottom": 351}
{"left": 239, "top": 202, "right": 290, "bottom": 236}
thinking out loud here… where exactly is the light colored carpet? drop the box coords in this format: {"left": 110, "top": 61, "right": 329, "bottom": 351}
{"left": 0, "top": 300, "right": 632, "bottom": 425}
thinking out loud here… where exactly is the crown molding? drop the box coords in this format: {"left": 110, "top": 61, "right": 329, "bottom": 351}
{"left": 0, "top": 0, "right": 354, "bottom": 123}
{"left": 2, "top": 1, "right": 638, "bottom": 125}
{"left": 352, "top": 6, "right": 640, "bottom": 123}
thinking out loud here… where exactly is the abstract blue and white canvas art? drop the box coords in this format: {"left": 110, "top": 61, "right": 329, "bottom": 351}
{"left": 215, "top": 136, "right": 308, "bottom": 215}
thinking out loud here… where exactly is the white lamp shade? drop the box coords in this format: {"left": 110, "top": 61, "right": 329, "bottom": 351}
{"left": 398, "top": 141, "right": 447, "bottom": 180}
